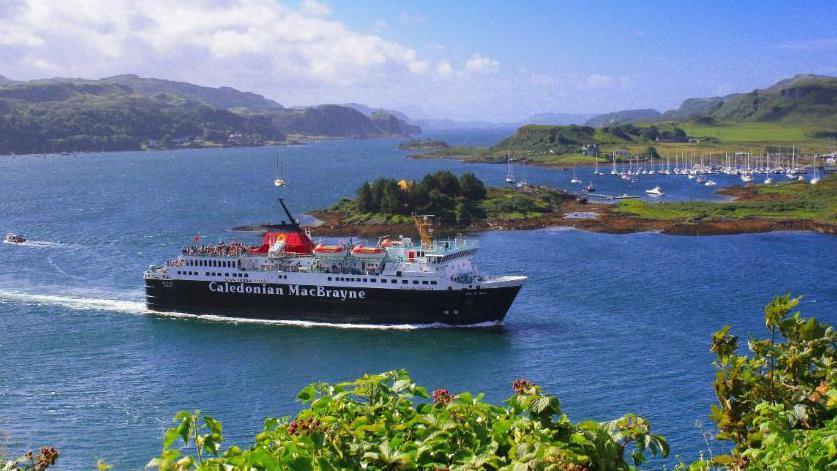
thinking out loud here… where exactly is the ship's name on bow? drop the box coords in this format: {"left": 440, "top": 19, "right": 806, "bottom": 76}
{"left": 208, "top": 282, "right": 365, "bottom": 301}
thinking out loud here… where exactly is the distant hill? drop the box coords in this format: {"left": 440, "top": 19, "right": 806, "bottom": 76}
{"left": 524, "top": 113, "right": 595, "bottom": 126}
{"left": 597, "top": 74, "right": 837, "bottom": 128}
{"left": 700, "top": 74, "right": 837, "bottom": 125}
{"left": 585, "top": 109, "right": 662, "bottom": 127}
{"left": 661, "top": 97, "right": 725, "bottom": 121}
{"left": 0, "top": 75, "right": 419, "bottom": 154}
{"left": 341, "top": 103, "right": 411, "bottom": 123}
{"left": 101, "top": 74, "right": 286, "bottom": 113}
{"left": 492, "top": 123, "right": 686, "bottom": 153}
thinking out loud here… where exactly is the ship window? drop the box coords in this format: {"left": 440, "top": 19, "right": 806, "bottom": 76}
{"left": 205, "top": 272, "right": 209, "bottom": 276}
{"left": 371, "top": 279, "right": 376, "bottom": 283}
{"left": 413, "top": 280, "right": 419, "bottom": 285}
{"left": 396, "top": 271, "right": 402, "bottom": 277}
{"left": 431, "top": 281, "right": 437, "bottom": 285}
{"left": 327, "top": 277, "right": 332, "bottom": 281}
{"left": 225, "top": 273, "right": 229, "bottom": 277}
{"left": 244, "top": 274, "right": 249, "bottom": 278}
{"left": 362, "top": 278, "right": 367, "bottom": 282}
{"left": 422, "top": 281, "right": 428, "bottom": 285}
{"left": 402, "top": 280, "right": 408, "bottom": 284}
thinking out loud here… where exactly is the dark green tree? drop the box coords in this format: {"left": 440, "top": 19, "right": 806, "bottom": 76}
{"left": 380, "top": 183, "right": 402, "bottom": 216}
{"left": 435, "top": 170, "right": 460, "bottom": 197}
{"left": 356, "top": 182, "right": 375, "bottom": 212}
{"left": 426, "top": 189, "right": 455, "bottom": 223}
{"left": 459, "top": 172, "right": 487, "bottom": 201}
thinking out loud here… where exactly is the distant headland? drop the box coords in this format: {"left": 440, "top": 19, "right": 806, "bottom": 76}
{"left": 0, "top": 74, "right": 420, "bottom": 155}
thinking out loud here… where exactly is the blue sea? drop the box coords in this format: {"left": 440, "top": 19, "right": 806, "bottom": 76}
{"left": 0, "top": 133, "right": 834, "bottom": 469}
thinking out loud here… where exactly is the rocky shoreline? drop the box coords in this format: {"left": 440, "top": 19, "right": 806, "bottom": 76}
{"left": 304, "top": 198, "right": 836, "bottom": 238}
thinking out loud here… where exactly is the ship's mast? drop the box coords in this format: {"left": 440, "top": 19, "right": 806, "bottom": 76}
{"left": 277, "top": 198, "right": 299, "bottom": 225}
{"left": 412, "top": 214, "right": 434, "bottom": 248}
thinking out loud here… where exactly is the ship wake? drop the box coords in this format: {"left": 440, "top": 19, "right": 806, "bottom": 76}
{"left": 0, "top": 289, "right": 503, "bottom": 330}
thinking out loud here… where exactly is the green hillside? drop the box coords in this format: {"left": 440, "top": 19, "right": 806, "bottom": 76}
{"left": 663, "top": 74, "right": 837, "bottom": 128}
{"left": 0, "top": 76, "right": 419, "bottom": 154}
{"left": 708, "top": 75, "right": 837, "bottom": 125}
{"left": 583, "top": 74, "right": 837, "bottom": 135}
{"left": 492, "top": 123, "right": 687, "bottom": 152}
{"left": 584, "top": 108, "right": 661, "bottom": 127}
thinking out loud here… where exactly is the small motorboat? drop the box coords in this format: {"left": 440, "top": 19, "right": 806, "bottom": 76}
{"left": 4, "top": 233, "right": 26, "bottom": 244}
{"left": 763, "top": 177, "right": 773, "bottom": 184}
{"left": 704, "top": 179, "right": 717, "bottom": 187}
{"left": 585, "top": 182, "right": 595, "bottom": 192}
{"left": 645, "top": 186, "right": 664, "bottom": 196}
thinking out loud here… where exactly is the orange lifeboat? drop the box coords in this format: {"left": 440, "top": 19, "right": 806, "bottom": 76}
{"left": 380, "top": 238, "right": 402, "bottom": 247}
{"left": 313, "top": 244, "right": 345, "bottom": 254}
{"left": 351, "top": 245, "right": 384, "bottom": 256}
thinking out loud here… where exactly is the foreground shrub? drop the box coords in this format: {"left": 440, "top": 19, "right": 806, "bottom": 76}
{"left": 688, "top": 293, "right": 836, "bottom": 470}
{"left": 148, "top": 371, "right": 668, "bottom": 470}
{"left": 1, "top": 447, "right": 58, "bottom": 471}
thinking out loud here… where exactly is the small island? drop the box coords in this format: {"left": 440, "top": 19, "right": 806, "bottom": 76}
{"left": 397, "top": 139, "right": 450, "bottom": 150}
{"left": 307, "top": 173, "right": 836, "bottom": 237}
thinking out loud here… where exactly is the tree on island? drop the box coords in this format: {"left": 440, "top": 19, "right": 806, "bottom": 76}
{"left": 352, "top": 171, "right": 488, "bottom": 224}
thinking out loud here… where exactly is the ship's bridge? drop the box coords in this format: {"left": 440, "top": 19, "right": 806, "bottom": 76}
{"left": 384, "top": 237, "right": 478, "bottom": 264}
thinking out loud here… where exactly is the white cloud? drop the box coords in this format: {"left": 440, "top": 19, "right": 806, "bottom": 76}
{"left": 0, "top": 0, "right": 429, "bottom": 90}
{"left": 0, "top": 1, "right": 647, "bottom": 121}
{"left": 300, "top": 0, "right": 331, "bottom": 16}
{"left": 435, "top": 60, "right": 453, "bottom": 78}
{"left": 464, "top": 53, "right": 499, "bottom": 74}
{"left": 372, "top": 19, "right": 389, "bottom": 33}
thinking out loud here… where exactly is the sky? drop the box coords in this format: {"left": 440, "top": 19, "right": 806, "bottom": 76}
{"left": 1, "top": 0, "right": 836, "bottom": 121}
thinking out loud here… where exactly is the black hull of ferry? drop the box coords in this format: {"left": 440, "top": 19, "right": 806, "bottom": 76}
{"left": 144, "top": 279, "right": 520, "bottom": 326}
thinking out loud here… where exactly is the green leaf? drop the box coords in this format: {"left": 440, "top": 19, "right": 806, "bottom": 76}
{"left": 297, "top": 385, "right": 317, "bottom": 402}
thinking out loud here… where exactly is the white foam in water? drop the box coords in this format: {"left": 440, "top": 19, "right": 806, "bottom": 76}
{"left": 0, "top": 290, "right": 147, "bottom": 314}
{"left": 3, "top": 239, "right": 76, "bottom": 249}
{"left": 0, "top": 289, "right": 502, "bottom": 330}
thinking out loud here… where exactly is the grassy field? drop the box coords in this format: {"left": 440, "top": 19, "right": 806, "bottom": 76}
{"left": 614, "top": 175, "right": 837, "bottom": 224}
{"left": 680, "top": 121, "right": 812, "bottom": 142}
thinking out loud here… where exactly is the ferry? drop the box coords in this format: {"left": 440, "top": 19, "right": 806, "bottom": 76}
{"left": 144, "top": 200, "right": 526, "bottom": 325}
